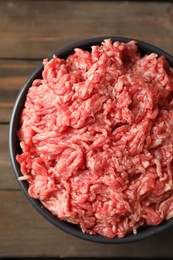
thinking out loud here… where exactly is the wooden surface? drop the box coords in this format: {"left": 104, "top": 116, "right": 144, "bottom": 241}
{"left": 1, "top": 0, "right": 173, "bottom": 258}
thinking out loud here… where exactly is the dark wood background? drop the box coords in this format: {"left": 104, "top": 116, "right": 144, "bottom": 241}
{"left": 1, "top": 0, "right": 173, "bottom": 258}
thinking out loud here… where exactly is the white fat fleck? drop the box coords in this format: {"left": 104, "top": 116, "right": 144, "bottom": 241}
{"left": 164, "top": 183, "right": 172, "bottom": 192}
{"left": 142, "top": 161, "right": 150, "bottom": 169}
{"left": 112, "top": 225, "right": 116, "bottom": 233}
{"left": 166, "top": 210, "right": 173, "bottom": 220}
{"left": 152, "top": 138, "right": 163, "bottom": 148}
{"left": 85, "top": 99, "right": 91, "bottom": 113}
{"left": 18, "top": 175, "right": 30, "bottom": 181}
{"left": 133, "top": 229, "right": 137, "bottom": 235}
{"left": 166, "top": 152, "right": 171, "bottom": 158}
{"left": 65, "top": 81, "right": 70, "bottom": 87}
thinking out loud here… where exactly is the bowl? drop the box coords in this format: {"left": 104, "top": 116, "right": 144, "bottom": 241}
{"left": 9, "top": 36, "right": 173, "bottom": 243}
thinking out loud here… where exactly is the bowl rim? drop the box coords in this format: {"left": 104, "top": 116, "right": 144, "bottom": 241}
{"left": 9, "top": 36, "right": 173, "bottom": 244}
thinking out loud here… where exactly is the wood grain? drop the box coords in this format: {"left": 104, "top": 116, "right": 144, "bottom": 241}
{"left": 0, "top": 1, "right": 173, "bottom": 59}
{"left": 0, "top": 125, "right": 19, "bottom": 190}
{"left": 0, "top": 60, "right": 40, "bottom": 122}
{"left": 0, "top": 102, "right": 14, "bottom": 123}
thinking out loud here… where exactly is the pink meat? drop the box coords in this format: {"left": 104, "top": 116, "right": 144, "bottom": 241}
{"left": 17, "top": 39, "right": 173, "bottom": 239}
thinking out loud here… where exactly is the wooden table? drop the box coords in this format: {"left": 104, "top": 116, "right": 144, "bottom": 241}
{"left": 1, "top": 0, "right": 173, "bottom": 258}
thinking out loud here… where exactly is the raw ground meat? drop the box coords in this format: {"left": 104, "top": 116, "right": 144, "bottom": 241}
{"left": 16, "top": 39, "right": 173, "bottom": 238}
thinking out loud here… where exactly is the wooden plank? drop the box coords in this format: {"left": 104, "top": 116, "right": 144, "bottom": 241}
{"left": 0, "top": 60, "right": 40, "bottom": 122}
{"left": 0, "top": 59, "right": 41, "bottom": 101}
{"left": 1, "top": 190, "right": 173, "bottom": 258}
{"left": 0, "top": 102, "right": 14, "bottom": 123}
{"left": 0, "top": 125, "right": 19, "bottom": 190}
{"left": 0, "top": 1, "right": 173, "bottom": 59}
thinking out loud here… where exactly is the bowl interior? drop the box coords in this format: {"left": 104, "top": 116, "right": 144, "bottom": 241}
{"left": 9, "top": 36, "right": 173, "bottom": 243}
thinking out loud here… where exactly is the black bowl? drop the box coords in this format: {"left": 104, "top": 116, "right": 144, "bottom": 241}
{"left": 9, "top": 36, "right": 173, "bottom": 243}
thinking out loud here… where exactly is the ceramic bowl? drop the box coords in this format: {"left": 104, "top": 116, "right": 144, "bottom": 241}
{"left": 9, "top": 36, "right": 173, "bottom": 243}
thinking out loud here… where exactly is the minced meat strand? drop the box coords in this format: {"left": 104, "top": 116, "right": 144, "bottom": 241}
{"left": 16, "top": 39, "right": 173, "bottom": 238}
